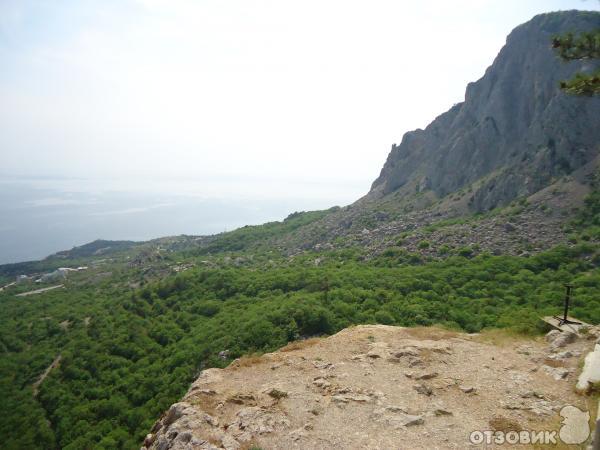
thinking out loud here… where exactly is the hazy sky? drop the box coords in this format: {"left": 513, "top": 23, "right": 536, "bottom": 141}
{"left": 1, "top": 0, "right": 598, "bottom": 201}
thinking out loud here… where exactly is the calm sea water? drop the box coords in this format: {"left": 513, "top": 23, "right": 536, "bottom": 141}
{"left": 0, "top": 176, "right": 366, "bottom": 264}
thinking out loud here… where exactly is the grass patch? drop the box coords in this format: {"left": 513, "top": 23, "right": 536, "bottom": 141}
{"left": 230, "top": 354, "right": 265, "bottom": 369}
{"left": 472, "top": 328, "right": 536, "bottom": 347}
{"left": 280, "top": 338, "right": 322, "bottom": 352}
{"left": 404, "top": 326, "right": 460, "bottom": 341}
{"left": 489, "top": 416, "right": 523, "bottom": 432}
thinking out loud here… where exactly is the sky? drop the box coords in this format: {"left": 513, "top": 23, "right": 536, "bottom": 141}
{"left": 0, "top": 0, "right": 598, "bottom": 203}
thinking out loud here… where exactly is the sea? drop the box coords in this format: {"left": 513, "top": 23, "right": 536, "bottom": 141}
{"left": 0, "top": 175, "right": 367, "bottom": 265}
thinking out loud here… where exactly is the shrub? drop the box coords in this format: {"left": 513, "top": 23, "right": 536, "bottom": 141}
{"left": 418, "top": 240, "right": 431, "bottom": 249}
{"left": 457, "top": 247, "right": 474, "bottom": 257}
{"left": 193, "top": 300, "right": 222, "bottom": 317}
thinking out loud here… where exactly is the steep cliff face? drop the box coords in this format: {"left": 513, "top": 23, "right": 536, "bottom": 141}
{"left": 370, "top": 11, "right": 600, "bottom": 212}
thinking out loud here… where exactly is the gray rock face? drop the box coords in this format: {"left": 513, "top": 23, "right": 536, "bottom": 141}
{"left": 370, "top": 11, "right": 600, "bottom": 212}
{"left": 550, "top": 331, "right": 578, "bottom": 350}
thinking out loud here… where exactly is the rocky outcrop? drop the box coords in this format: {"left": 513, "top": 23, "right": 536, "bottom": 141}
{"left": 370, "top": 11, "right": 600, "bottom": 212}
{"left": 576, "top": 344, "right": 600, "bottom": 392}
{"left": 144, "top": 325, "right": 596, "bottom": 450}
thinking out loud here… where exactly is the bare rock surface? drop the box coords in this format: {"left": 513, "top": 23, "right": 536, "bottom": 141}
{"left": 369, "top": 11, "right": 600, "bottom": 212}
{"left": 576, "top": 344, "right": 600, "bottom": 392}
{"left": 144, "top": 325, "right": 594, "bottom": 449}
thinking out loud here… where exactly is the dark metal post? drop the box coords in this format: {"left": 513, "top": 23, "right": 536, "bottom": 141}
{"left": 563, "top": 284, "right": 572, "bottom": 323}
{"left": 555, "top": 284, "right": 580, "bottom": 326}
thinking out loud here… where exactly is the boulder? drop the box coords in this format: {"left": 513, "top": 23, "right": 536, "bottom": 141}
{"left": 459, "top": 386, "right": 475, "bottom": 394}
{"left": 548, "top": 350, "right": 578, "bottom": 360}
{"left": 549, "top": 331, "right": 577, "bottom": 350}
{"left": 542, "top": 365, "right": 571, "bottom": 381}
{"left": 576, "top": 344, "right": 600, "bottom": 392}
{"left": 400, "top": 414, "right": 425, "bottom": 427}
{"left": 163, "top": 402, "right": 188, "bottom": 427}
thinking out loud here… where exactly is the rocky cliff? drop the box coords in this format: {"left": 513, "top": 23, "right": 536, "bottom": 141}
{"left": 143, "top": 325, "right": 598, "bottom": 450}
{"left": 369, "top": 11, "right": 600, "bottom": 212}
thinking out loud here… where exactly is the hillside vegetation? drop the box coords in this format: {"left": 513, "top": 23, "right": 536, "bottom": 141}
{"left": 0, "top": 183, "right": 599, "bottom": 449}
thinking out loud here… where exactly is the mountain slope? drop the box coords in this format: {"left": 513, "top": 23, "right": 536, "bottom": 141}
{"left": 369, "top": 11, "right": 600, "bottom": 212}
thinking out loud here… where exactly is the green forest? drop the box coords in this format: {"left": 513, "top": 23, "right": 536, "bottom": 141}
{"left": 1, "top": 186, "right": 599, "bottom": 450}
